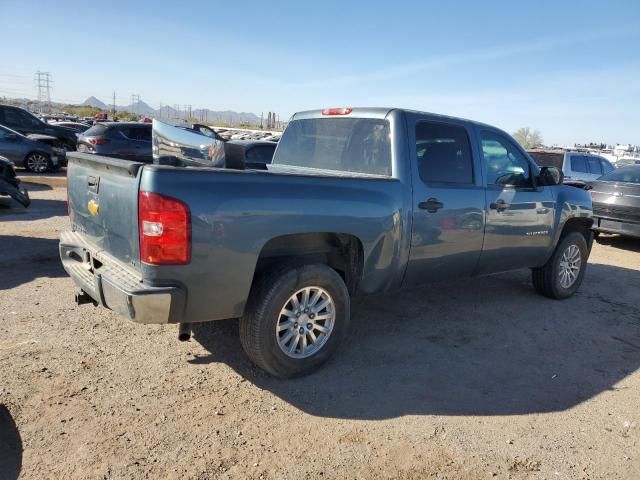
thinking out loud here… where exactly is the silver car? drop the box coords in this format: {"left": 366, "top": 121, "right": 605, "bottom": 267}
{"left": 0, "top": 124, "right": 64, "bottom": 173}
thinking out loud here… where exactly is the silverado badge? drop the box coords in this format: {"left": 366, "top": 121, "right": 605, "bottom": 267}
{"left": 87, "top": 199, "right": 100, "bottom": 216}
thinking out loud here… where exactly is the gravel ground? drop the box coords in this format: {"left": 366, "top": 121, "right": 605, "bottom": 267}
{"left": 1, "top": 185, "right": 639, "bottom": 480}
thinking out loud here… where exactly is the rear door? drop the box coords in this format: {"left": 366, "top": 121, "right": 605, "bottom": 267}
{"left": 404, "top": 117, "right": 485, "bottom": 285}
{"left": 0, "top": 126, "right": 24, "bottom": 164}
{"left": 477, "top": 130, "right": 555, "bottom": 274}
{"left": 67, "top": 154, "right": 143, "bottom": 265}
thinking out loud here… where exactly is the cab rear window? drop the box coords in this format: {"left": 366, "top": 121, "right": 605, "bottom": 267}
{"left": 273, "top": 118, "right": 391, "bottom": 176}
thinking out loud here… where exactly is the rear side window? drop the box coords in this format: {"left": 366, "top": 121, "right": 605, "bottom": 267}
{"left": 415, "top": 121, "right": 473, "bottom": 184}
{"left": 273, "top": 118, "right": 391, "bottom": 176}
{"left": 586, "top": 156, "right": 603, "bottom": 175}
{"left": 120, "top": 126, "right": 151, "bottom": 141}
{"left": 570, "top": 155, "right": 588, "bottom": 173}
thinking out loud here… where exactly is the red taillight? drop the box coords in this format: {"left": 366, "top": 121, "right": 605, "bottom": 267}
{"left": 138, "top": 191, "right": 191, "bottom": 265}
{"left": 590, "top": 191, "right": 597, "bottom": 199}
{"left": 321, "top": 107, "right": 353, "bottom": 116}
{"left": 87, "top": 137, "right": 109, "bottom": 145}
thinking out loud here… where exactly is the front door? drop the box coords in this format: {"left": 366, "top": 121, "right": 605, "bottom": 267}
{"left": 476, "top": 131, "right": 555, "bottom": 274}
{"left": 404, "top": 119, "right": 485, "bottom": 285}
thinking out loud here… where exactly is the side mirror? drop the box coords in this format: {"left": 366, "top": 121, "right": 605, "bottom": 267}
{"left": 5, "top": 133, "right": 17, "bottom": 141}
{"left": 539, "top": 166, "right": 563, "bottom": 186}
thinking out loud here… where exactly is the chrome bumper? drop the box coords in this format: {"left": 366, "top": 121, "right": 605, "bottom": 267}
{"left": 59, "top": 230, "right": 185, "bottom": 324}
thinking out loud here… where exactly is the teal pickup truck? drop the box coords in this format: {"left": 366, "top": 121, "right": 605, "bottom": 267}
{"left": 60, "top": 108, "right": 593, "bottom": 378}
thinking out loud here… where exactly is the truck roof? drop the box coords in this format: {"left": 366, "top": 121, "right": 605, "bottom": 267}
{"left": 291, "top": 107, "right": 495, "bottom": 129}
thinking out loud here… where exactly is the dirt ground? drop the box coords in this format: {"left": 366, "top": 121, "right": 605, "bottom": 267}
{"left": 1, "top": 183, "right": 639, "bottom": 480}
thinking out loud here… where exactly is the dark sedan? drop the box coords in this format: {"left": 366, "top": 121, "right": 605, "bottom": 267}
{"left": 77, "top": 122, "right": 152, "bottom": 162}
{"left": 0, "top": 124, "right": 66, "bottom": 173}
{"left": 590, "top": 166, "right": 640, "bottom": 239}
{"left": 0, "top": 104, "right": 78, "bottom": 150}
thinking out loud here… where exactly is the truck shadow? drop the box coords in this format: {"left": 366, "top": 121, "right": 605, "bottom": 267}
{"left": 0, "top": 236, "right": 66, "bottom": 290}
{"left": 595, "top": 235, "right": 640, "bottom": 253}
{"left": 191, "top": 262, "right": 640, "bottom": 419}
{"left": 0, "top": 405, "right": 22, "bottom": 480}
{"left": 0, "top": 198, "right": 67, "bottom": 222}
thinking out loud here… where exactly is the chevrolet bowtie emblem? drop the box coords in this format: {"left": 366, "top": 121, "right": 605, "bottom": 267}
{"left": 87, "top": 199, "right": 100, "bottom": 216}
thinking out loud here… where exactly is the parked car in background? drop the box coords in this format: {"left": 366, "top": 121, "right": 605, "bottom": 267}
{"left": 224, "top": 140, "right": 277, "bottom": 170}
{"left": 590, "top": 165, "right": 640, "bottom": 239}
{"left": 61, "top": 107, "right": 593, "bottom": 378}
{"left": 0, "top": 104, "right": 78, "bottom": 151}
{"left": 528, "top": 149, "right": 614, "bottom": 183}
{"left": 77, "top": 122, "right": 152, "bottom": 162}
{"left": 51, "top": 121, "right": 91, "bottom": 134}
{"left": 0, "top": 155, "right": 30, "bottom": 207}
{"left": 0, "top": 124, "right": 65, "bottom": 173}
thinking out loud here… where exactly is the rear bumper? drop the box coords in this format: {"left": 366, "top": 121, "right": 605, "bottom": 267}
{"left": 593, "top": 215, "right": 640, "bottom": 239}
{"left": 59, "top": 230, "right": 186, "bottom": 324}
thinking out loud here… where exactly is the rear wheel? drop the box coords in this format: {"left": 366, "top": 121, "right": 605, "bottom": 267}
{"left": 240, "top": 264, "right": 350, "bottom": 378}
{"left": 24, "top": 152, "right": 52, "bottom": 173}
{"left": 532, "top": 232, "right": 588, "bottom": 299}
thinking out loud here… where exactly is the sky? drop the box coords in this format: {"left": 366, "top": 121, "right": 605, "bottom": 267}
{"left": 1, "top": 0, "right": 639, "bottom": 145}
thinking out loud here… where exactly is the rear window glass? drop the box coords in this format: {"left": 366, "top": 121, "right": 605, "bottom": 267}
{"left": 528, "top": 152, "right": 563, "bottom": 170}
{"left": 273, "top": 118, "right": 391, "bottom": 176}
{"left": 84, "top": 124, "right": 108, "bottom": 136}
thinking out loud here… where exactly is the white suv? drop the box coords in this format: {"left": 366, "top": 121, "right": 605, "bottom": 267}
{"left": 528, "top": 150, "right": 615, "bottom": 182}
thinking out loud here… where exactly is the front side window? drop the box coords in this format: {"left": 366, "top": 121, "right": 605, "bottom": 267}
{"left": 570, "top": 155, "right": 588, "bottom": 173}
{"left": 415, "top": 121, "right": 473, "bottom": 184}
{"left": 586, "top": 156, "right": 603, "bottom": 175}
{"left": 601, "top": 159, "right": 614, "bottom": 174}
{"left": 480, "top": 132, "right": 532, "bottom": 187}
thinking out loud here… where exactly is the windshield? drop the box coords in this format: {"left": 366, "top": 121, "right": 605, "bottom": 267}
{"left": 273, "top": 117, "right": 392, "bottom": 176}
{"left": 599, "top": 167, "right": 640, "bottom": 183}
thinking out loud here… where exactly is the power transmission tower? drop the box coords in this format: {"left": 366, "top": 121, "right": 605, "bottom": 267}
{"left": 131, "top": 94, "right": 141, "bottom": 115}
{"left": 34, "top": 71, "right": 52, "bottom": 113}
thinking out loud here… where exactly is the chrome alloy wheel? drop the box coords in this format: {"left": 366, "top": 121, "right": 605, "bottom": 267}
{"left": 276, "top": 286, "right": 335, "bottom": 359}
{"left": 26, "top": 153, "right": 49, "bottom": 173}
{"left": 558, "top": 244, "right": 581, "bottom": 289}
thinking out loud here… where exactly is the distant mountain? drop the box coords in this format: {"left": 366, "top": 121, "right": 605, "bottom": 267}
{"left": 155, "top": 106, "right": 261, "bottom": 125}
{"left": 118, "top": 100, "right": 155, "bottom": 115}
{"left": 80, "top": 96, "right": 109, "bottom": 109}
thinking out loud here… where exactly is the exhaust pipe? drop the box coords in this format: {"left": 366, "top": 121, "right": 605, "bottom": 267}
{"left": 178, "top": 323, "right": 191, "bottom": 342}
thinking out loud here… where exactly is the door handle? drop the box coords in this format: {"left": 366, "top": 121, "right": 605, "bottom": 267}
{"left": 490, "top": 199, "right": 509, "bottom": 212}
{"left": 418, "top": 197, "right": 444, "bottom": 213}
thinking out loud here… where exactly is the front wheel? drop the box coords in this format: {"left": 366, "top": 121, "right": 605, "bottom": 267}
{"left": 240, "top": 264, "right": 350, "bottom": 378}
{"left": 532, "top": 232, "right": 589, "bottom": 299}
{"left": 24, "top": 152, "right": 52, "bottom": 173}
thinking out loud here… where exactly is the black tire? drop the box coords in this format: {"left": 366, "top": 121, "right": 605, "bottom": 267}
{"left": 240, "top": 264, "right": 350, "bottom": 378}
{"left": 532, "top": 232, "right": 589, "bottom": 299}
{"left": 24, "top": 152, "right": 52, "bottom": 173}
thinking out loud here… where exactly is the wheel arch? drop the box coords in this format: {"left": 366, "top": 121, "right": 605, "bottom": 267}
{"left": 251, "top": 232, "right": 365, "bottom": 296}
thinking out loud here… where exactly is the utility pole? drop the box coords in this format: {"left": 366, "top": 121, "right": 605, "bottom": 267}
{"left": 159, "top": 101, "right": 162, "bottom": 119}
{"left": 34, "top": 71, "right": 52, "bottom": 114}
{"left": 112, "top": 91, "right": 116, "bottom": 118}
{"left": 260, "top": 112, "right": 263, "bottom": 129}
